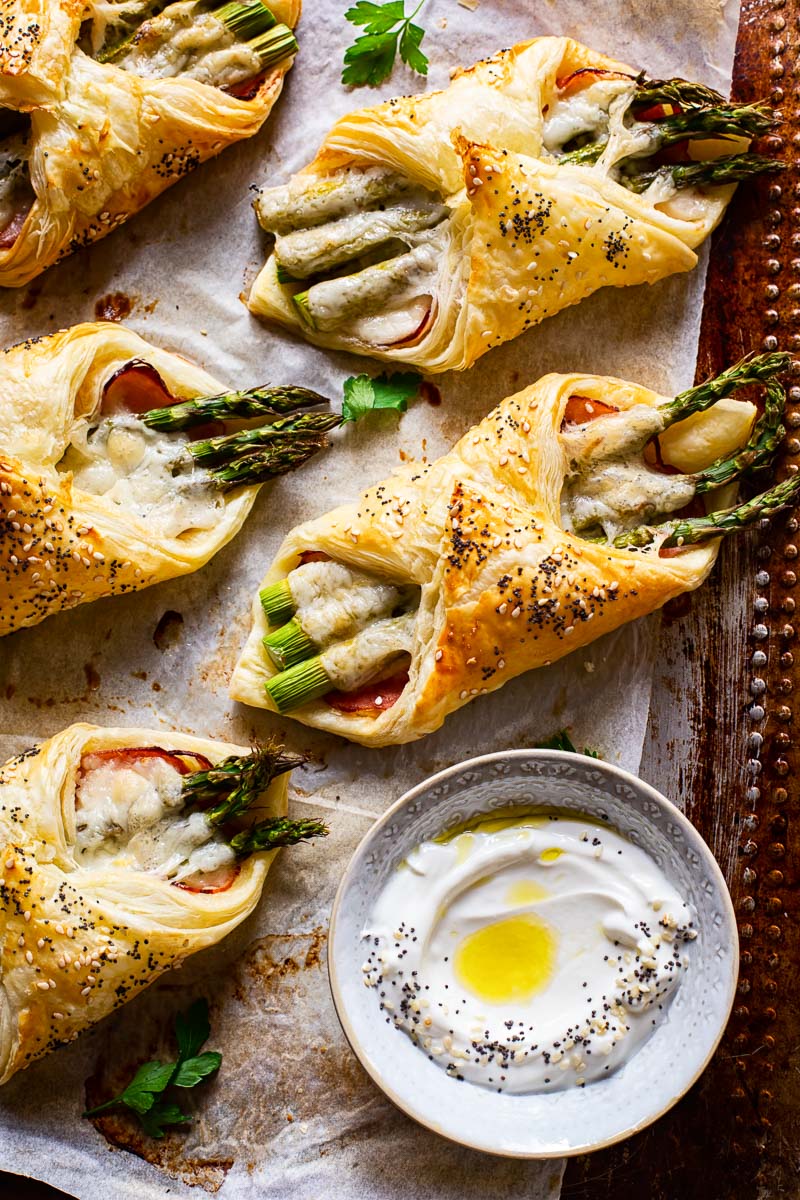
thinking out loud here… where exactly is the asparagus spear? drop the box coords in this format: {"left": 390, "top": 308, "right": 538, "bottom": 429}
{"left": 260, "top": 579, "right": 295, "bottom": 623}
{"left": 213, "top": 0, "right": 276, "bottom": 39}
{"left": 208, "top": 438, "right": 329, "bottom": 486}
{"left": 613, "top": 474, "right": 800, "bottom": 550}
{"left": 267, "top": 655, "right": 334, "bottom": 711}
{"left": 633, "top": 76, "right": 726, "bottom": 111}
{"left": 247, "top": 23, "right": 297, "bottom": 69}
{"left": 560, "top": 101, "right": 776, "bottom": 167}
{"left": 263, "top": 618, "right": 318, "bottom": 669}
{"left": 294, "top": 241, "right": 439, "bottom": 331}
{"left": 186, "top": 412, "right": 340, "bottom": 467}
{"left": 659, "top": 352, "right": 791, "bottom": 426}
{"left": 229, "top": 817, "right": 328, "bottom": 855}
{"left": 182, "top": 742, "right": 304, "bottom": 809}
{"left": 266, "top": 613, "right": 414, "bottom": 712}
{"left": 141, "top": 384, "right": 330, "bottom": 431}
{"left": 623, "top": 154, "right": 785, "bottom": 194}
{"left": 274, "top": 202, "right": 449, "bottom": 280}
{"left": 255, "top": 167, "right": 414, "bottom": 236}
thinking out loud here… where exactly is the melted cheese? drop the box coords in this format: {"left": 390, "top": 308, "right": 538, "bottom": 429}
{"left": 116, "top": 2, "right": 262, "bottom": 85}
{"left": 563, "top": 461, "right": 696, "bottom": 539}
{"left": 74, "top": 756, "right": 235, "bottom": 884}
{"left": 321, "top": 611, "right": 415, "bottom": 691}
{"left": 59, "top": 414, "right": 223, "bottom": 538}
{"left": 542, "top": 79, "right": 635, "bottom": 153}
{"left": 289, "top": 560, "right": 404, "bottom": 645}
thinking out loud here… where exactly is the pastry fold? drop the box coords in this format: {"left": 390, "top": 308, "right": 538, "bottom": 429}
{"left": 0, "top": 723, "right": 287, "bottom": 1083}
{"left": 0, "top": 322, "right": 258, "bottom": 636}
{"left": 231, "top": 369, "right": 758, "bottom": 746}
{"left": 248, "top": 36, "right": 757, "bottom": 372}
{"left": 0, "top": 0, "right": 299, "bottom": 287}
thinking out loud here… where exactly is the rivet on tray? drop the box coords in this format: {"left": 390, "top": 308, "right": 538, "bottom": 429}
{"left": 739, "top": 896, "right": 756, "bottom": 913}
{"left": 746, "top": 787, "right": 761, "bottom": 803}
{"left": 772, "top": 789, "right": 788, "bottom": 806}
{"left": 780, "top": 569, "right": 796, "bottom": 585}
{"left": 778, "top": 671, "right": 793, "bottom": 690}
{"left": 750, "top": 678, "right": 766, "bottom": 694}
{"left": 763, "top": 335, "right": 779, "bottom": 351}
{"left": 743, "top": 812, "right": 759, "bottom": 829}
{"left": 773, "top": 760, "right": 789, "bottom": 776}
{"left": 765, "top": 980, "right": 779, "bottom": 998}
{"left": 765, "top": 283, "right": 781, "bottom": 300}
{"left": 743, "top": 867, "right": 758, "bottom": 885}
{"left": 737, "top": 977, "right": 752, "bottom": 993}
{"left": 749, "top": 705, "right": 766, "bottom": 721}
{"left": 768, "top": 868, "right": 784, "bottom": 884}
{"left": 781, "top": 597, "right": 796, "bottom": 613}
{"left": 766, "top": 896, "right": 783, "bottom": 913}
{"left": 741, "top": 841, "right": 758, "bottom": 857}
{"left": 771, "top": 814, "right": 787, "bottom": 834}
{"left": 764, "top": 1007, "right": 778, "bottom": 1021}
{"left": 768, "top": 842, "right": 786, "bottom": 857}
{"left": 774, "top": 731, "right": 791, "bottom": 747}
{"left": 768, "top": 952, "right": 780, "bottom": 968}
{"left": 776, "top": 705, "right": 793, "bottom": 721}
{"left": 764, "top": 1036, "right": 776, "bottom": 1050}
{"left": 781, "top": 625, "right": 795, "bottom": 640}
{"left": 734, "top": 1006, "right": 750, "bottom": 1019}
{"left": 770, "top": 13, "right": 786, "bottom": 28}
{"left": 741, "top": 951, "right": 753, "bottom": 965}
{"left": 782, "top": 543, "right": 798, "bottom": 558}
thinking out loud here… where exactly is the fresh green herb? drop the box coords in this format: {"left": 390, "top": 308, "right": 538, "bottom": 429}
{"left": 83, "top": 998, "right": 221, "bottom": 1138}
{"left": 342, "top": 0, "right": 428, "bottom": 88}
{"left": 537, "top": 730, "right": 600, "bottom": 759}
{"left": 341, "top": 372, "right": 421, "bottom": 423}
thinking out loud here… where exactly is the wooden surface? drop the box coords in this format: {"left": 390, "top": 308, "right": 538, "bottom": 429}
{"left": 563, "top": 0, "right": 799, "bottom": 1194}
{"left": 2, "top": 3, "right": 796, "bottom": 1198}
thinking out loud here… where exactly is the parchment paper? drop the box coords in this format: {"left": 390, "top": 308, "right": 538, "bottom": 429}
{"left": 0, "top": 1, "right": 740, "bottom": 1196}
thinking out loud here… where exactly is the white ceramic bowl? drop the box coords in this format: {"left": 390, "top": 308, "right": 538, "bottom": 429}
{"left": 328, "top": 750, "right": 738, "bottom": 1157}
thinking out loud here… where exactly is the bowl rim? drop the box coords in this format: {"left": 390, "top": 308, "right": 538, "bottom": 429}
{"left": 327, "top": 747, "right": 739, "bottom": 1159}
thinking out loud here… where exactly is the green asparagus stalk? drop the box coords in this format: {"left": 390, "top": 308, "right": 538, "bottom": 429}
{"left": 260, "top": 578, "right": 295, "bottom": 624}
{"left": 624, "top": 154, "right": 785, "bottom": 194}
{"left": 248, "top": 24, "right": 297, "bottom": 69}
{"left": 266, "top": 656, "right": 333, "bottom": 712}
{"left": 182, "top": 742, "right": 304, "bottom": 809}
{"left": 95, "top": 0, "right": 168, "bottom": 63}
{"left": 560, "top": 101, "right": 776, "bottom": 167}
{"left": 208, "top": 438, "right": 328, "bottom": 486}
{"left": 214, "top": 0, "right": 276, "bottom": 40}
{"left": 263, "top": 617, "right": 318, "bottom": 669}
{"left": 694, "top": 379, "right": 785, "bottom": 493}
{"left": 141, "top": 385, "right": 330, "bottom": 431}
{"left": 660, "top": 352, "right": 791, "bottom": 426}
{"left": 613, "top": 473, "right": 800, "bottom": 551}
{"left": 228, "top": 817, "right": 328, "bottom": 855}
{"left": 633, "top": 76, "right": 726, "bottom": 111}
{"left": 187, "top": 412, "right": 340, "bottom": 467}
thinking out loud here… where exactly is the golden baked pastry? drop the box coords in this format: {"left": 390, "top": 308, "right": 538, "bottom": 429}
{"left": 0, "top": 724, "right": 324, "bottom": 1083}
{"left": 0, "top": 320, "right": 334, "bottom": 636}
{"left": 249, "top": 36, "right": 778, "bottom": 372}
{"left": 231, "top": 354, "right": 795, "bottom": 746}
{"left": 0, "top": 0, "right": 299, "bottom": 286}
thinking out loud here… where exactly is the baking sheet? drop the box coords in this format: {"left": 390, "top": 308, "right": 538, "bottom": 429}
{"left": 0, "top": 0, "right": 740, "bottom": 1196}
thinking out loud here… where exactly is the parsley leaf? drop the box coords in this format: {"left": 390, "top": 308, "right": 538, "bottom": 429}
{"left": 341, "top": 371, "right": 421, "bottom": 423}
{"left": 537, "top": 730, "right": 601, "bottom": 759}
{"left": 140, "top": 1101, "right": 192, "bottom": 1140}
{"left": 175, "top": 997, "right": 211, "bottom": 1062}
{"left": 172, "top": 1051, "right": 223, "bottom": 1089}
{"left": 342, "top": 0, "right": 429, "bottom": 87}
{"left": 83, "top": 998, "right": 221, "bottom": 1137}
{"left": 118, "top": 1061, "right": 176, "bottom": 1115}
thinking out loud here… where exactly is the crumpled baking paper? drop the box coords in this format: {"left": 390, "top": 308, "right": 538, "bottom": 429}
{"left": 0, "top": 0, "right": 740, "bottom": 1195}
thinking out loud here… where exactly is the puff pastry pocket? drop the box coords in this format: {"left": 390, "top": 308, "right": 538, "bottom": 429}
{"left": 231, "top": 354, "right": 795, "bottom": 746}
{"left": 248, "top": 35, "right": 779, "bottom": 372}
{"left": 0, "top": 723, "right": 325, "bottom": 1083}
{"left": 0, "top": 321, "right": 333, "bottom": 636}
{"left": 0, "top": 0, "right": 300, "bottom": 286}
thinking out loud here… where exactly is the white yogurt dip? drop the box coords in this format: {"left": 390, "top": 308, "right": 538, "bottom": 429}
{"left": 362, "top": 811, "right": 697, "bottom": 1093}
